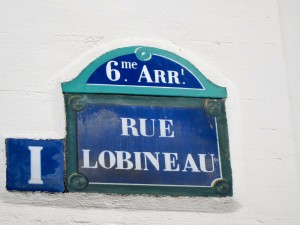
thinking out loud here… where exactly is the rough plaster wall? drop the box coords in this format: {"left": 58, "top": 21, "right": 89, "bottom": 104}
{"left": 277, "top": 0, "right": 300, "bottom": 180}
{"left": 0, "top": 0, "right": 299, "bottom": 224}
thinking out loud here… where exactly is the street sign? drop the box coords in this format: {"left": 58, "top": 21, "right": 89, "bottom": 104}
{"left": 62, "top": 46, "right": 232, "bottom": 196}
{"left": 78, "top": 101, "right": 220, "bottom": 187}
{"left": 62, "top": 46, "right": 227, "bottom": 98}
{"left": 6, "top": 138, "right": 64, "bottom": 192}
{"left": 86, "top": 48, "right": 204, "bottom": 90}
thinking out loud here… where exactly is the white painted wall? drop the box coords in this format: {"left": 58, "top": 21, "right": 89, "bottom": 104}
{"left": 0, "top": 0, "right": 299, "bottom": 224}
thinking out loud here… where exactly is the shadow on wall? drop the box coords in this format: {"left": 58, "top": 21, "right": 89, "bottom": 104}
{"left": 1, "top": 192, "right": 240, "bottom": 213}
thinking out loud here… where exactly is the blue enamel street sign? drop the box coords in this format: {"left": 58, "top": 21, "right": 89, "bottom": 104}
{"left": 77, "top": 104, "right": 221, "bottom": 187}
{"left": 6, "top": 138, "right": 64, "bottom": 192}
{"left": 63, "top": 46, "right": 232, "bottom": 196}
{"left": 62, "top": 46, "right": 227, "bottom": 98}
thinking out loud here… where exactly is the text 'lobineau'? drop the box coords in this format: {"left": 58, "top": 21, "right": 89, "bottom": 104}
{"left": 81, "top": 150, "right": 216, "bottom": 173}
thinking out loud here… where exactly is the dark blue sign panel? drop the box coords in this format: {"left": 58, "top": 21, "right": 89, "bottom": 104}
{"left": 87, "top": 50, "right": 204, "bottom": 90}
{"left": 6, "top": 138, "right": 64, "bottom": 192}
{"left": 77, "top": 104, "right": 222, "bottom": 187}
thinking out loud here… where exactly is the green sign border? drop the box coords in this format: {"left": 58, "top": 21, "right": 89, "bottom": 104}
{"left": 65, "top": 94, "right": 232, "bottom": 197}
{"left": 61, "top": 46, "right": 227, "bottom": 98}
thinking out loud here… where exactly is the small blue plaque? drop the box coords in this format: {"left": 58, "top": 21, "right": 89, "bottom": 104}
{"left": 6, "top": 138, "right": 64, "bottom": 192}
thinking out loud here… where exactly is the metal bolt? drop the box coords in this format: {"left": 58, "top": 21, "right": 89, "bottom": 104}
{"left": 135, "top": 47, "right": 152, "bottom": 61}
{"left": 205, "top": 99, "right": 222, "bottom": 116}
{"left": 68, "top": 173, "right": 88, "bottom": 190}
{"left": 213, "top": 179, "right": 231, "bottom": 195}
{"left": 69, "top": 96, "right": 86, "bottom": 111}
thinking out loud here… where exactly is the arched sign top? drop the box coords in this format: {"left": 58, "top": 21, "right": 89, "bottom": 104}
{"left": 62, "top": 46, "right": 227, "bottom": 98}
